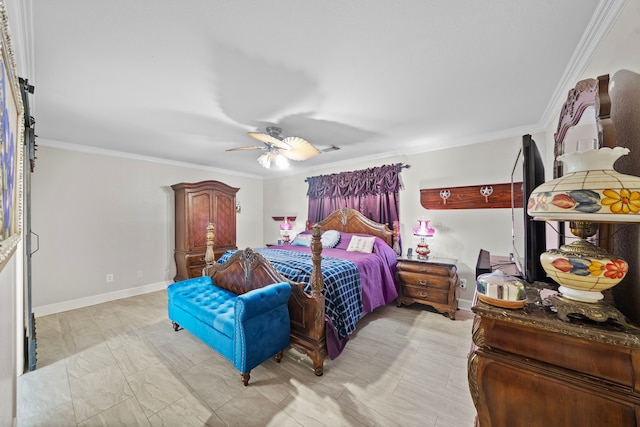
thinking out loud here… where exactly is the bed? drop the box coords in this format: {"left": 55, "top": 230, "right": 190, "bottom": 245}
{"left": 203, "top": 208, "right": 400, "bottom": 375}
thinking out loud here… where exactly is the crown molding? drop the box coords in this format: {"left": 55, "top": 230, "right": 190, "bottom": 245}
{"left": 540, "top": 0, "right": 627, "bottom": 130}
{"left": 38, "top": 138, "right": 264, "bottom": 180}
{"left": 3, "top": 0, "right": 34, "bottom": 82}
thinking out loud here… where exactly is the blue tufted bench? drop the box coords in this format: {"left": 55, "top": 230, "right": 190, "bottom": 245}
{"left": 167, "top": 275, "right": 291, "bottom": 385}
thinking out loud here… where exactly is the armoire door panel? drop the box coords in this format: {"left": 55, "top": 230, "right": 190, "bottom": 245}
{"left": 187, "top": 190, "right": 213, "bottom": 251}
{"left": 213, "top": 193, "right": 236, "bottom": 247}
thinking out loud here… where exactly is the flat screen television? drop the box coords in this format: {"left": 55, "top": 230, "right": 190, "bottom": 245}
{"left": 511, "top": 134, "right": 546, "bottom": 283}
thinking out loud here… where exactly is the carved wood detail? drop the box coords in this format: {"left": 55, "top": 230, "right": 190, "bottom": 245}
{"left": 314, "top": 207, "right": 400, "bottom": 254}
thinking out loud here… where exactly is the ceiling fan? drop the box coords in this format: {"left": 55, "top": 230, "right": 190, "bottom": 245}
{"left": 227, "top": 126, "right": 321, "bottom": 169}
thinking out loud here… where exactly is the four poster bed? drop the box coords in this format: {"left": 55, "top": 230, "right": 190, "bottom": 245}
{"left": 203, "top": 207, "right": 400, "bottom": 375}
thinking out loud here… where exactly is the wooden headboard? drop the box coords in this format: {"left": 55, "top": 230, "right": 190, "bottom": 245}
{"left": 314, "top": 208, "right": 400, "bottom": 254}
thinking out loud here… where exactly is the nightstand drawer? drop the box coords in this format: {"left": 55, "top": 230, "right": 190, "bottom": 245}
{"left": 396, "top": 260, "right": 456, "bottom": 278}
{"left": 397, "top": 271, "right": 453, "bottom": 290}
{"left": 402, "top": 285, "right": 449, "bottom": 305}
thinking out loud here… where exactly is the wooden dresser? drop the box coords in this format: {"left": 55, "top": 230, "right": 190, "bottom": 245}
{"left": 469, "top": 282, "right": 640, "bottom": 427}
{"left": 172, "top": 180, "right": 239, "bottom": 282}
{"left": 396, "top": 256, "right": 459, "bottom": 319}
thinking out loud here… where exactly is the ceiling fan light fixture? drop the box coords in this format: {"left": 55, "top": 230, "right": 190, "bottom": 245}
{"left": 275, "top": 153, "right": 289, "bottom": 169}
{"left": 257, "top": 152, "right": 271, "bottom": 168}
{"left": 257, "top": 151, "right": 289, "bottom": 169}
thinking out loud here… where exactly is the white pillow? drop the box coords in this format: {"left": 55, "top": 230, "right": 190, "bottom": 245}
{"left": 321, "top": 230, "right": 341, "bottom": 248}
{"left": 346, "top": 235, "right": 376, "bottom": 253}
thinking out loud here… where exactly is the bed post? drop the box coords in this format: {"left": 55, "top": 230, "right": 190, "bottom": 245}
{"left": 392, "top": 220, "right": 401, "bottom": 255}
{"left": 309, "top": 224, "right": 324, "bottom": 297}
{"left": 204, "top": 222, "right": 216, "bottom": 267}
{"left": 204, "top": 223, "right": 215, "bottom": 268}
{"left": 295, "top": 223, "right": 327, "bottom": 376}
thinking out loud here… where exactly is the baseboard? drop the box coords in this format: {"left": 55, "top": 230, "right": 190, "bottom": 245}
{"left": 32, "top": 282, "right": 476, "bottom": 317}
{"left": 458, "top": 298, "right": 473, "bottom": 311}
{"left": 33, "top": 281, "right": 171, "bottom": 317}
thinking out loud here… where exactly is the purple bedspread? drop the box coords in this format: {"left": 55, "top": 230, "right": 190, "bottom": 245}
{"left": 267, "top": 238, "right": 398, "bottom": 358}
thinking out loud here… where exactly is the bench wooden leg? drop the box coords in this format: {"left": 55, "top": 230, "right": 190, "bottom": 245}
{"left": 241, "top": 372, "right": 251, "bottom": 386}
{"left": 172, "top": 321, "right": 182, "bottom": 331}
{"left": 275, "top": 351, "right": 283, "bottom": 363}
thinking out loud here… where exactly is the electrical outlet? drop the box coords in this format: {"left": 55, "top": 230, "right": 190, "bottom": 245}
{"left": 459, "top": 278, "right": 467, "bottom": 290}
{"left": 106, "top": 274, "right": 114, "bottom": 283}
{"left": 137, "top": 270, "right": 143, "bottom": 278}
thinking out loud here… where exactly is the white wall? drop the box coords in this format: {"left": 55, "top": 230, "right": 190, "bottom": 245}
{"left": 0, "top": 256, "right": 17, "bottom": 427}
{"left": 31, "top": 144, "right": 264, "bottom": 315}
{"left": 264, "top": 132, "right": 548, "bottom": 307}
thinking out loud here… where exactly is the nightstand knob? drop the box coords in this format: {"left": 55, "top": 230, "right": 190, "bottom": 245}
{"left": 418, "top": 291, "right": 430, "bottom": 298}
{"left": 417, "top": 279, "right": 430, "bottom": 285}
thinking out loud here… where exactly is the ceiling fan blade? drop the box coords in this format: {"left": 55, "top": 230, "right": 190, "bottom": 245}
{"left": 247, "top": 132, "right": 291, "bottom": 150}
{"left": 226, "top": 146, "right": 265, "bottom": 151}
{"left": 280, "top": 137, "right": 321, "bottom": 161}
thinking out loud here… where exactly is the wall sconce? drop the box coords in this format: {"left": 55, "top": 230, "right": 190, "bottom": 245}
{"left": 412, "top": 219, "right": 435, "bottom": 259}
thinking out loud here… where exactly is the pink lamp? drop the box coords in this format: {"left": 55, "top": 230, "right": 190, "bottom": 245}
{"left": 412, "top": 219, "right": 435, "bottom": 259}
{"left": 280, "top": 217, "right": 293, "bottom": 244}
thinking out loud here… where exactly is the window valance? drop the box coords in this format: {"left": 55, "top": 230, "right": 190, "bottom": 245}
{"left": 306, "top": 163, "right": 405, "bottom": 199}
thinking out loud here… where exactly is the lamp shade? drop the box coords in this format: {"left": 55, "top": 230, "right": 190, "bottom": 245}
{"left": 528, "top": 147, "right": 640, "bottom": 223}
{"left": 412, "top": 219, "right": 434, "bottom": 259}
{"left": 412, "top": 219, "right": 435, "bottom": 237}
{"left": 280, "top": 217, "right": 293, "bottom": 231}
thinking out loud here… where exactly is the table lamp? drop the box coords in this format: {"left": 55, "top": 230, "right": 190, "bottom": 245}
{"left": 412, "top": 219, "right": 435, "bottom": 259}
{"left": 528, "top": 147, "right": 640, "bottom": 323}
{"left": 280, "top": 216, "right": 293, "bottom": 244}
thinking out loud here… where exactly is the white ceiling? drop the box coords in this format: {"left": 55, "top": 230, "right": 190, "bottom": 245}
{"left": 24, "top": 0, "right": 609, "bottom": 178}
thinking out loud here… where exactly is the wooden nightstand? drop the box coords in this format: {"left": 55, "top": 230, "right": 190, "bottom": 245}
{"left": 396, "top": 256, "right": 459, "bottom": 319}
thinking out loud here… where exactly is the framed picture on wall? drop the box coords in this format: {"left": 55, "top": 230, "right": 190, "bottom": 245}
{"left": 0, "top": 0, "right": 25, "bottom": 268}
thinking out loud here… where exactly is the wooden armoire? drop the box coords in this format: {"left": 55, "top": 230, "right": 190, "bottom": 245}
{"left": 172, "top": 180, "right": 239, "bottom": 282}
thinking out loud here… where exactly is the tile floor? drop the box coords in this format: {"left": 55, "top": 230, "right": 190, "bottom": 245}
{"left": 18, "top": 291, "right": 477, "bottom": 426}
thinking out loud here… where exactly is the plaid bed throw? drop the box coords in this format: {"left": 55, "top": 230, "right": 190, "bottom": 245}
{"left": 218, "top": 249, "right": 362, "bottom": 340}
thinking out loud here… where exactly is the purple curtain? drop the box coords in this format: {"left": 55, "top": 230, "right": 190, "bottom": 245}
{"left": 306, "top": 164, "right": 402, "bottom": 234}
